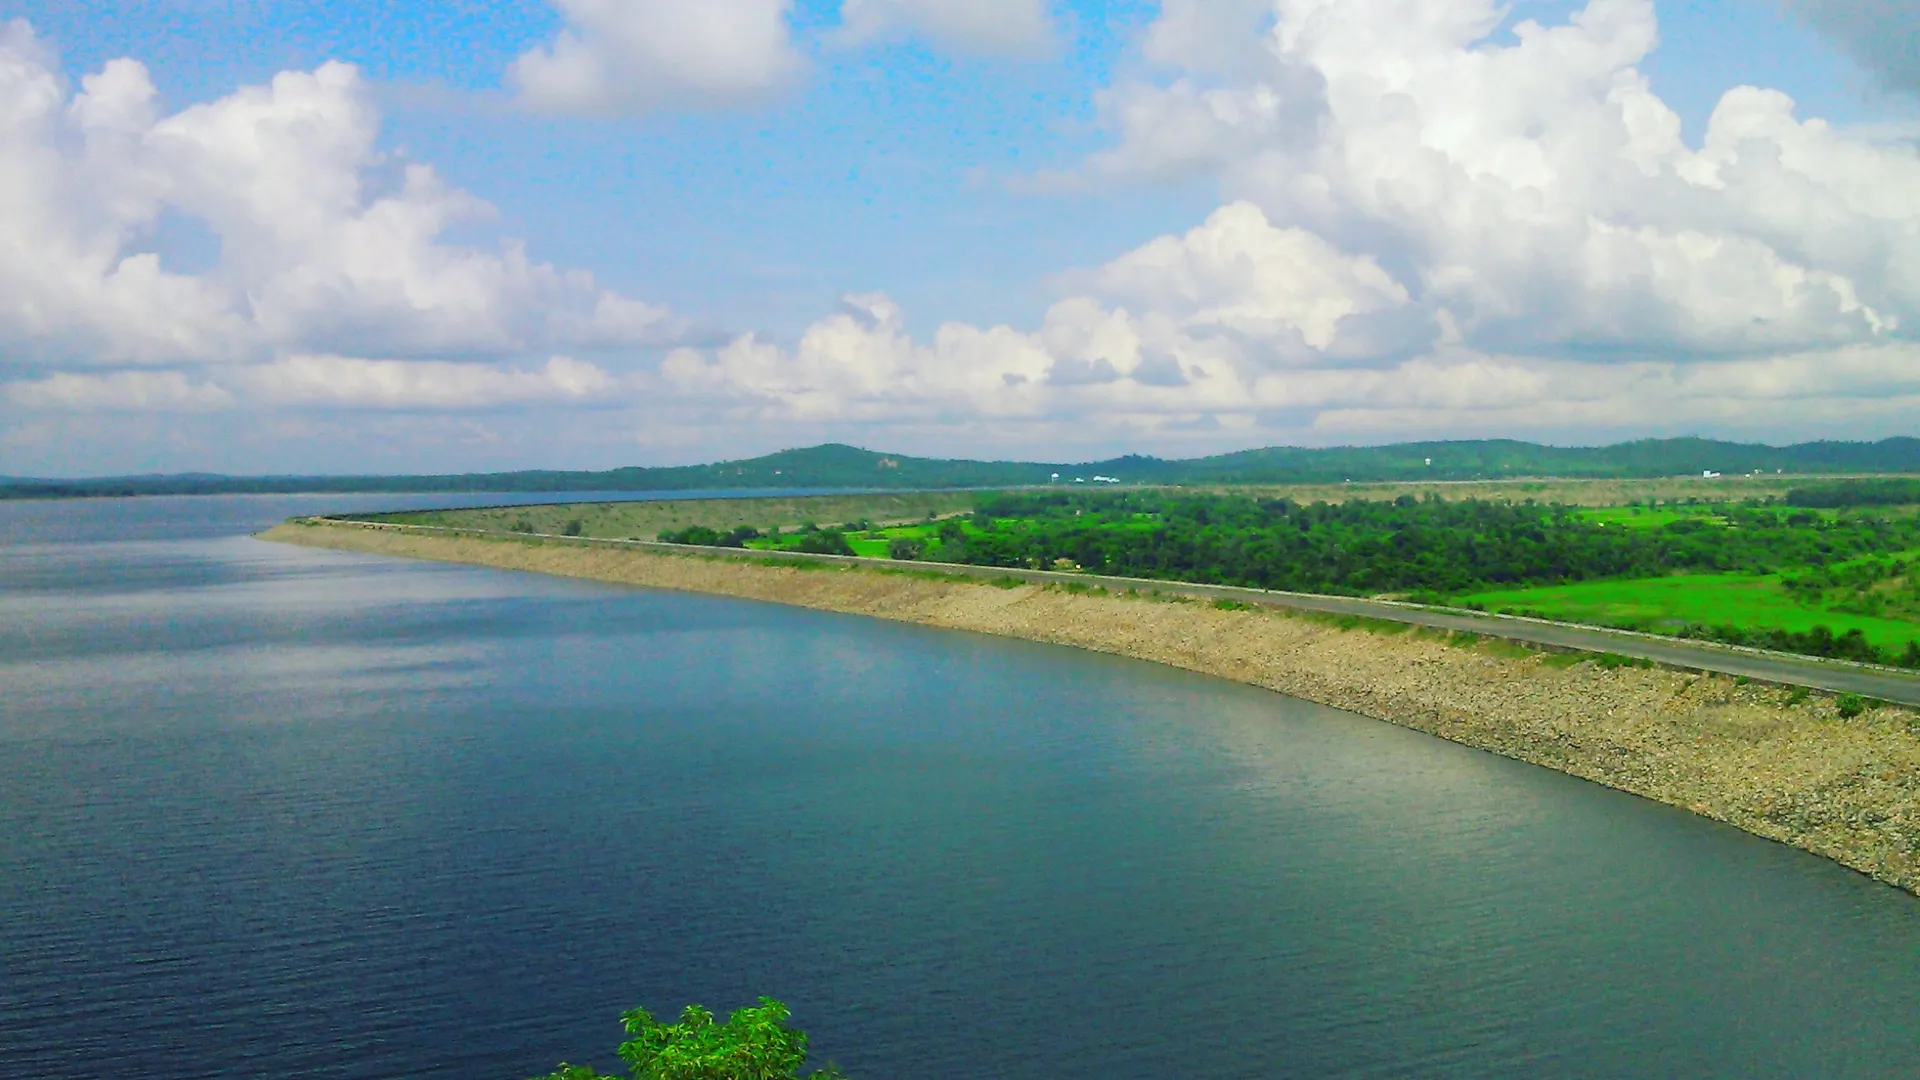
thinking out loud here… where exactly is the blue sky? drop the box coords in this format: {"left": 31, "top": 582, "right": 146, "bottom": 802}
{"left": 3, "top": 0, "right": 1919, "bottom": 475}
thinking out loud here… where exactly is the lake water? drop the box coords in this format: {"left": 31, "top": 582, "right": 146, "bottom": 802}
{"left": 2, "top": 495, "right": 1918, "bottom": 1079}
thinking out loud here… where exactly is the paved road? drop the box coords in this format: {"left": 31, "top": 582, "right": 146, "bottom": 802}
{"left": 324, "top": 519, "right": 1920, "bottom": 706}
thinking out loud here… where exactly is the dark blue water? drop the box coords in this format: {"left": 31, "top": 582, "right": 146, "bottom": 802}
{"left": 2, "top": 496, "right": 1917, "bottom": 1079}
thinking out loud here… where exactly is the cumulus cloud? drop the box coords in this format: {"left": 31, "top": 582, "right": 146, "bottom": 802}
{"left": 657, "top": 0, "right": 1920, "bottom": 447}
{"left": 510, "top": 0, "right": 804, "bottom": 114}
{"left": 1087, "top": 0, "right": 1918, "bottom": 360}
{"left": 662, "top": 291, "right": 1055, "bottom": 422}
{"left": 0, "top": 20, "right": 669, "bottom": 415}
{"left": 836, "top": 0, "right": 1055, "bottom": 57}
{"left": 1088, "top": 202, "right": 1414, "bottom": 357}
{"left": 1786, "top": 0, "right": 1920, "bottom": 96}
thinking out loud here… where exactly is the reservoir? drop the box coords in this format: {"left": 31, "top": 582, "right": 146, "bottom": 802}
{"left": 3, "top": 496, "right": 1918, "bottom": 1079}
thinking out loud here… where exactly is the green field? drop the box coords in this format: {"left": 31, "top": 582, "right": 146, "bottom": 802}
{"left": 1570, "top": 506, "right": 1730, "bottom": 530}
{"left": 745, "top": 519, "right": 987, "bottom": 561}
{"left": 1462, "top": 573, "right": 1920, "bottom": 653}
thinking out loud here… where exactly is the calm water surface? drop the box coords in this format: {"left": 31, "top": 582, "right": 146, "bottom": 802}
{"left": 2, "top": 495, "right": 1917, "bottom": 1079}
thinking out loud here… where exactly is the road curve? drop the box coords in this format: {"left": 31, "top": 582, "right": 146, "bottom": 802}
{"left": 314, "top": 518, "right": 1920, "bottom": 707}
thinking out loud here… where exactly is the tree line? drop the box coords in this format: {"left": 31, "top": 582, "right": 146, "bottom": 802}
{"left": 943, "top": 491, "right": 1920, "bottom": 599}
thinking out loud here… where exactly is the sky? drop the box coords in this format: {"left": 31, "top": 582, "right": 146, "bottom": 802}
{"left": 2, "top": 0, "right": 1919, "bottom": 476}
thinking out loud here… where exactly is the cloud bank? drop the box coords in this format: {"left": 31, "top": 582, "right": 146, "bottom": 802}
{"left": 0, "top": 19, "right": 665, "bottom": 421}
{"left": 658, "top": 0, "right": 1920, "bottom": 447}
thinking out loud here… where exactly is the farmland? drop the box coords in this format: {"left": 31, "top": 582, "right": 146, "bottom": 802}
{"left": 1461, "top": 569, "right": 1920, "bottom": 656}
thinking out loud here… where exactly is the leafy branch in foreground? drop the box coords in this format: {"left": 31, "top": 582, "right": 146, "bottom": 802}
{"left": 531, "top": 997, "right": 845, "bottom": 1080}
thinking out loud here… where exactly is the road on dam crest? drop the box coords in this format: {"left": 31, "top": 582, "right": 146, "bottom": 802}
{"left": 316, "top": 519, "right": 1920, "bottom": 708}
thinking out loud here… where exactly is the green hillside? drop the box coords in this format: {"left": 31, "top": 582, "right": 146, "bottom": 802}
{"left": 6, "top": 437, "right": 1919, "bottom": 499}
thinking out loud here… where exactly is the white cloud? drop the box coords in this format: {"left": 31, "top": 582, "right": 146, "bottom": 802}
{"left": 1088, "top": 201, "right": 1413, "bottom": 356}
{"left": 0, "top": 21, "right": 672, "bottom": 396}
{"left": 1072, "top": 0, "right": 1920, "bottom": 362}
{"left": 660, "top": 281, "right": 1920, "bottom": 448}
{"left": 5, "top": 370, "right": 234, "bottom": 412}
{"left": 1141, "top": 0, "right": 1281, "bottom": 78}
{"left": 662, "top": 292, "right": 1055, "bottom": 421}
{"left": 659, "top": 0, "right": 1920, "bottom": 452}
{"left": 661, "top": 203, "right": 1421, "bottom": 420}
{"left": 836, "top": 0, "right": 1055, "bottom": 57}
{"left": 0, "top": 30, "right": 247, "bottom": 366}
{"left": 511, "top": 0, "right": 804, "bottom": 114}
{"left": 235, "top": 355, "right": 619, "bottom": 410}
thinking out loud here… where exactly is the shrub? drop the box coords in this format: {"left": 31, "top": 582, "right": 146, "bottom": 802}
{"left": 529, "top": 997, "right": 844, "bottom": 1080}
{"left": 563, "top": 519, "right": 584, "bottom": 537}
{"left": 1835, "top": 693, "right": 1867, "bottom": 719}
{"left": 887, "top": 538, "right": 925, "bottom": 560}
{"left": 659, "top": 526, "right": 723, "bottom": 546}
{"left": 656, "top": 525, "right": 759, "bottom": 549}
{"left": 793, "top": 529, "right": 855, "bottom": 556}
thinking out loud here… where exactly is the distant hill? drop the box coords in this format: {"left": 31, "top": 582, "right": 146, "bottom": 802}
{"left": 5, "top": 437, "right": 1919, "bottom": 499}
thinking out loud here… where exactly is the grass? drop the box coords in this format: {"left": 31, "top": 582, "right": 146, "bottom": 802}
{"left": 1475, "top": 638, "right": 1537, "bottom": 660}
{"left": 1571, "top": 506, "right": 1729, "bottom": 530}
{"left": 1295, "top": 610, "right": 1415, "bottom": 635}
{"left": 1461, "top": 572, "right": 1920, "bottom": 653}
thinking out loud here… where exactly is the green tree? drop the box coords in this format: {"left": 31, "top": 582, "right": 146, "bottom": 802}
{"left": 793, "top": 529, "right": 855, "bottom": 556}
{"left": 531, "top": 998, "right": 845, "bottom": 1080}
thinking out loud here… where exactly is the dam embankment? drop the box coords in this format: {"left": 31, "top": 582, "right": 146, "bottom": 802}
{"left": 263, "top": 519, "right": 1920, "bottom": 896}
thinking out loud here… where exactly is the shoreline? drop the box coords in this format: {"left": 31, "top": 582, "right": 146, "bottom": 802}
{"left": 263, "top": 520, "right": 1920, "bottom": 898}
